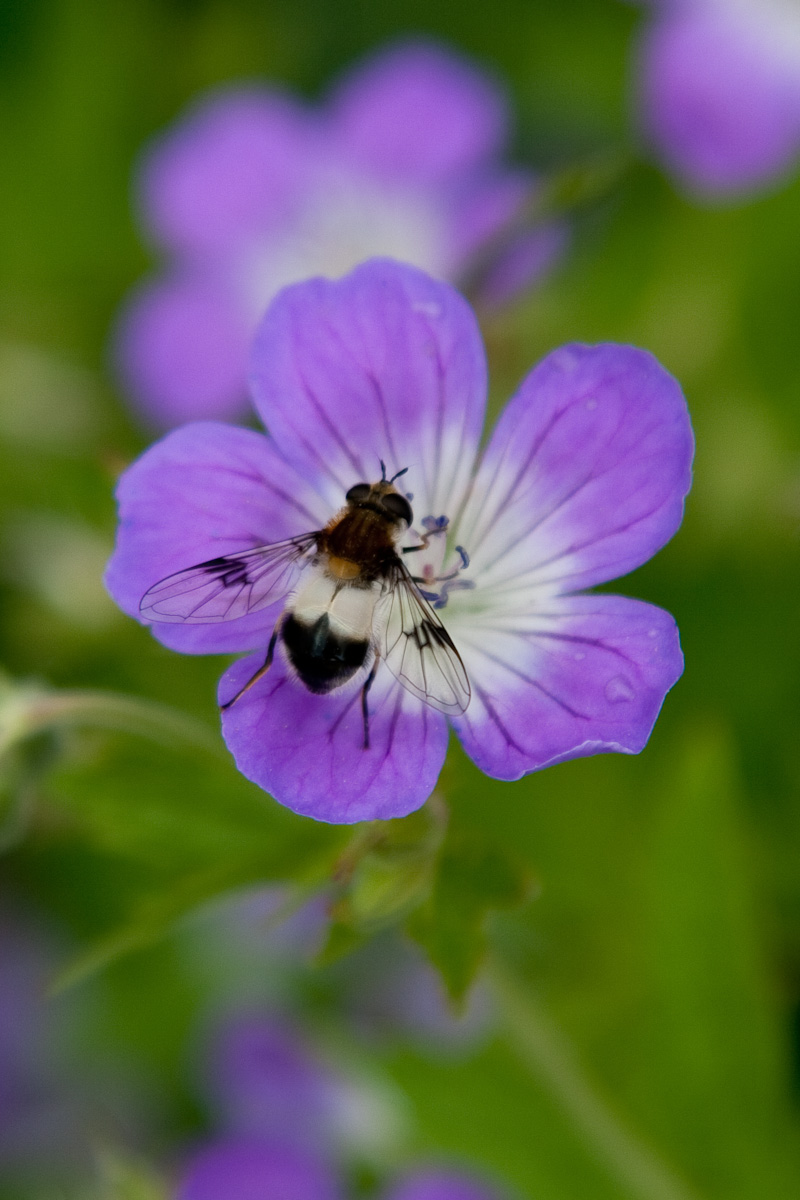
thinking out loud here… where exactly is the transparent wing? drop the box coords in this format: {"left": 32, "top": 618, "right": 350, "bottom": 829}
{"left": 377, "top": 560, "right": 471, "bottom": 714}
{"left": 139, "top": 532, "right": 319, "bottom": 623}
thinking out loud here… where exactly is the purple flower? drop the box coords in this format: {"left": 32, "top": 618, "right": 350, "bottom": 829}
{"left": 205, "top": 1015, "right": 343, "bottom": 1157}
{"left": 175, "top": 1014, "right": 503, "bottom": 1200}
{"left": 175, "top": 1140, "right": 342, "bottom": 1200}
{"left": 106, "top": 259, "right": 692, "bottom": 824}
{"left": 635, "top": 0, "right": 800, "bottom": 196}
{"left": 174, "top": 1143, "right": 505, "bottom": 1200}
{"left": 0, "top": 902, "right": 138, "bottom": 1184}
{"left": 198, "top": 1011, "right": 406, "bottom": 1163}
{"left": 383, "top": 1169, "right": 506, "bottom": 1200}
{"left": 337, "top": 934, "right": 492, "bottom": 1052}
{"left": 115, "top": 41, "right": 563, "bottom": 429}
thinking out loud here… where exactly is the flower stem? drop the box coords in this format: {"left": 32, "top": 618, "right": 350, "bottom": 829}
{"left": 0, "top": 674, "right": 223, "bottom": 759}
{"left": 488, "top": 958, "right": 702, "bottom": 1200}
{"left": 0, "top": 673, "right": 225, "bottom": 851}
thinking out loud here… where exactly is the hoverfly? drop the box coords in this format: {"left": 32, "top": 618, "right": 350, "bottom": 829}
{"left": 139, "top": 464, "right": 471, "bottom": 747}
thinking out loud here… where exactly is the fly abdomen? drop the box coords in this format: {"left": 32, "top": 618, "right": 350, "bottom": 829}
{"left": 282, "top": 612, "right": 369, "bottom": 693}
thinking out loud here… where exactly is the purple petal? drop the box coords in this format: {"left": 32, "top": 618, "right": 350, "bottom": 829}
{"left": 105, "top": 422, "right": 330, "bottom": 655}
{"left": 113, "top": 275, "right": 251, "bottom": 427}
{"left": 452, "top": 595, "right": 683, "bottom": 780}
{"left": 477, "top": 221, "right": 569, "bottom": 307}
{"left": 175, "top": 1140, "right": 340, "bottom": 1200}
{"left": 208, "top": 1016, "right": 336, "bottom": 1154}
{"left": 384, "top": 1168, "right": 505, "bottom": 1200}
{"left": 446, "top": 172, "right": 568, "bottom": 303}
{"left": 329, "top": 41, "right": 508, "bottom": 185}
{"left": 637, "top": 8, "right": 800, "bottom": 195}
{"left": 249, "top": 259, "right": 487, "bottom": 521}
{"left": 455, "top": 343, "right": 693, "bottom": 597}
{"left": 448, "top": 172, "right": 529, "bottom": 265}
{"left": 139, "top": 88, "right": 316, "bottom": 255}
{"left": 219, "top": 652, "right": 448, "bottom": 823}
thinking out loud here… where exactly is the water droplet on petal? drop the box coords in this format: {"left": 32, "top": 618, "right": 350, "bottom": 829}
{"left": 647, "top": 628, "right": 658, "bottom": 638}
{"left": 574, "top": 651, "right": 585, "bottom": 661}
{"left": 586, "top": 398, "right": 597, "bottom": 410}
{"left": 605, "top": 675, "right": 635, "bottom": 704}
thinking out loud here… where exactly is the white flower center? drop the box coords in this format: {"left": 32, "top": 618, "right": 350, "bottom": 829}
{"left": 238, "top": 168, "right": 450, "bottom": 320}
{"left": 703, "top": 0, "right": 800, "bottom": 74}
{"left": 400, "top": 514, "right": 474, "bottom": 611}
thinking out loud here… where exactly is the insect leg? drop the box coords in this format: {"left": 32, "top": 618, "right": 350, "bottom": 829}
{"left": 220, "top": 621, "right": 281, "bottom": 711}
{"left": 361, "top": 655, "right": 380, "bottom": 750}
{"left": 401, "top": 519, "right": 447, "bottom": 555}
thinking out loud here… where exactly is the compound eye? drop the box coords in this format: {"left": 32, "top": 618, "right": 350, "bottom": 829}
{"left": 382, "top": 492, "right": 413, "bottom": 525}
{"left": 345, "top": 483, "right": 371, "bottom": 504}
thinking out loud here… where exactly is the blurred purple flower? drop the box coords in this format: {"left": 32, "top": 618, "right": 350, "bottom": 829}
{"left": 206, "top": 1015, "right": 341, "bottom": 1156}
{"left": 384, "top": 1169, "right": 506, "bottom": 1200}
{"left": 0, "top": 902, "right": 143, "bottom": 1186}
{"left": 176, "top": 1013, "right": 505, "bottom": 1200}
{"left": 176, "top": 1147, "right": 506, "bottom": 1200}
{"left": 176, "top": 1017, "right": 506, "bottom": 1199}
{"left": 198, "top": 1012, "right": 406, "bottom": 1165}
{"left": 337, "top": 934, "right": 492, "bottom": 1052}
{"left": 175, "top": 1140, "right": 342, "bottom": 1200}
{"left": 181, "top": 894, "right": 490, "bottom": 1056}
{"left": 0, "top": 908, "right": 55, "bottom": 1164}
{"left": 635, "top": 0, "right": 800, "bottom": 196}
{"left": 106, "top": 258, "right": 692, "bottom": 824}
{"left": 181, "top": 886, "right": 329, "bottom": 1015}
{"left": 115, "top": 41, "right": 563, "bottom": 428}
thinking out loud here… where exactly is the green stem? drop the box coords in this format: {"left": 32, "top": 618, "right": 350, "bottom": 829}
{"left": 0, "top": 683, "right": 224, "bottom": 758}
{"left": 489, "top": 958, "right": 702, "bottom": 1200}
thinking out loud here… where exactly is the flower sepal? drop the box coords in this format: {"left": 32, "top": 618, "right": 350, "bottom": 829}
{"left": 317, "top": 799, "right": 448, "bottom": 963}
{"left": 316, "top": 793, "right": 535, "bottom": 1005}
{"left": 407, "top": 821, "right": 536, "bottom": 1002}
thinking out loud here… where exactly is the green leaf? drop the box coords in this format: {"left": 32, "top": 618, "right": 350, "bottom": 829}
{"left": 637, "top": 723, "right": 800, "bottom": 1197}
{"left": 409, "top": 826, "right": 535, "bottom": 1001}
{"left": 37, "top": 726, "right": 347, "bottom": 987}
{"left": 316, "top": 802, "right": 447, "bottom": 963}
{"left": 0, "top": 672, "right": 229, "bottom": 853}
{"left": 92, "top": 1148, "right": 167, "bottom": 1200}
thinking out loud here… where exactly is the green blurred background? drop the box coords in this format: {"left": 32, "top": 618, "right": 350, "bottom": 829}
{"left": 2, "top": 1, "right": 800, "bottom": 1198}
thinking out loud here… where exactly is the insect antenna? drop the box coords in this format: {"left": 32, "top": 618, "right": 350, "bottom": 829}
{"left": 379, "top": 459, "right": 409, "bottom": 485}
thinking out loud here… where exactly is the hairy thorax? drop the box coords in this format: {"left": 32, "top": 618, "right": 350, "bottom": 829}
{"left": 318, "top": 506, "right": 399, "bottom": 584}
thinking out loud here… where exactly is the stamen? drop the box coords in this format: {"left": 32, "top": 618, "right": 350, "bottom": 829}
{"left": 421, "top": 515, "right": 449, "bottom": 533}
{"left": 432, "top": 579, "right": 475, "bottom": 610}
{"left": 407, "top": 514, "right": 472, "bottom": 611}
